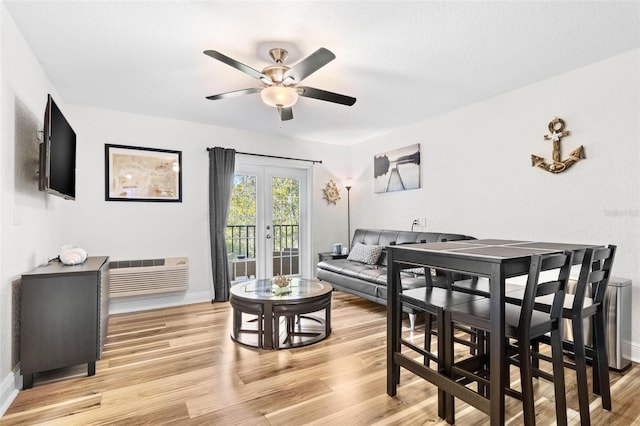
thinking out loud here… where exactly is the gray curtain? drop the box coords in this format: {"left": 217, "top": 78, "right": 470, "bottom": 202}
{"left": 208, "top": 147, "right": 236, "bottom": 302}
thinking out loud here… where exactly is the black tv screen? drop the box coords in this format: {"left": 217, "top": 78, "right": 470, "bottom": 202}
{"left": 39, "top": 94, "right": 76, "bottom": 200}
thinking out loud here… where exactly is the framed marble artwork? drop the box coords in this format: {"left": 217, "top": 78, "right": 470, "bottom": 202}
{"left": 105, "top": 144, "right": 182, "bottom": 202}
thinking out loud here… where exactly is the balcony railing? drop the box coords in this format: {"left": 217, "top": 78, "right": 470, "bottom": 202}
{"left": 226, "top": 224, "right": 300, "bottom": 280}
{"left": 226, "top": 225, "right": 256, "bottom": 258}
{"left": 226, "top": 224, "right": 299, "bottom": 258}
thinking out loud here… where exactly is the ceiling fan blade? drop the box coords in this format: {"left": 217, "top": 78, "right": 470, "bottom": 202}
{"left": 283, "top": 48, "right": 336, "bottom": 83}
{"left": 278, "top": 106, "right": 294, "bottom": 121}
{"left": 206, "top": 87, "right": 260, "bottom": 101}
{"left": 204, "top": 50, "right": 272, "bottom": 83}
{"left": 298, "top": 86, "right": 356, "bottom": 106}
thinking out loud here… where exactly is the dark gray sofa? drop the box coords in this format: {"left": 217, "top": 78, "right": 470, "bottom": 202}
{"left": 316, "top": 228, "right": 475, "bottom": 327}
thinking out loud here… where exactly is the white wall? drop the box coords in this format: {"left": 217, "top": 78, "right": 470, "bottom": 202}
{"left": 59, "top": 105, "right": 351, "bottom": 313}
{"left": 2, "top": 0, "right": 638, "bottom": 413}
{"left": 348, "top": 49, "right": 640, "bottom": 361}
{"left": 0, "top": 3, "right": 68, "bottom": 412}
{"left": 0, "top": 2, "right": 350, "bottom": 412}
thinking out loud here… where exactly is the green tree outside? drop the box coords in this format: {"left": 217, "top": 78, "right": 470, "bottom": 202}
{"left": 226, "top": 174, "right": 300, "bottom": 258}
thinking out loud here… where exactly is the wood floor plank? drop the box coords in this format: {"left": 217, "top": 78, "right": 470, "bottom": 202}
{"left": 2, "top": 290, "right": 637, "bottom": 425}
{"left": 186, "top": 374, "right": 333, "bottom": 419}
{"left": 0, "top": 393, "right": 102, "bottom": 425}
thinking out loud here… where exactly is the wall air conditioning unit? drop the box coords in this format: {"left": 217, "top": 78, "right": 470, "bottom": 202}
{"left": 109, "top": 257, "right": 188, "bottom": 298}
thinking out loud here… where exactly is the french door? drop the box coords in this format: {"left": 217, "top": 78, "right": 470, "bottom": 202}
{"left": 226, "top": 162, "right": 310, "bottom": 283}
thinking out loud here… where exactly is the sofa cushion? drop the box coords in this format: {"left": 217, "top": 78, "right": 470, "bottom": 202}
{"left": 347, "top": 242, "right": 383, "bottom": 264}
{"left": 318, "top": 259, "right": 379, "bottom": 277}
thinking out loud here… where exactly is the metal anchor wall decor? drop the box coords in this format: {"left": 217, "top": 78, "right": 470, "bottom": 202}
{"left": 531, "top": 117, "right": 584, "bottom": 174}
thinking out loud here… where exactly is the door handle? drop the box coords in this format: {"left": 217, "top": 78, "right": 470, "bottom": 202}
{"left": 266, "top": 234, "right": 272, "bottom": 239}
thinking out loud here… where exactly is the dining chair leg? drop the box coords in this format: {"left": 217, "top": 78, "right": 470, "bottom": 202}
{"left": 425, "top": 312, "right": 434, "bottom": 367}
{"left": 593, "top": 310, "right": 612, "bottom": 410}
{"left": 592, "top": 343, "right": 601, "bottom": 396}
{"left": 409, "top": 313, "right": 417, "bottom": 330}
{"left": 550, "top": 328, "right": 568, "bottom": 426}
{"left": 517, "top": 335, "right": 536, "bottom": 426}
{"left": 531, "top": 338, "right": 540, "bottom": 378}
{"left": 571, "top": 317, "right": 591, "bottom": 426}
{"left": 473, "top": 334, "right": 488, "bottom": 397}
{"left": 442, "top": 310, "right": 455, "bottom": 425}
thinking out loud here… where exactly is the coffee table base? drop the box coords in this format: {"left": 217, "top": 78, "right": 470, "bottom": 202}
{"left": 229, "top": 279, "right": 333, "bottom": 350}
{"left": 231, "top": 313, "right": 265, "bottom": 348}
{"left": 274, "top": 313, "right": 329, "bottom": 349}
{"left": 231, "top": 309, "right": 331, "bottom": 350}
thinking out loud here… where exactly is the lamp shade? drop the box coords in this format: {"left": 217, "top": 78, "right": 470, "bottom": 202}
{"left": 261, "top": 86, "right": 299, "bottom": 108}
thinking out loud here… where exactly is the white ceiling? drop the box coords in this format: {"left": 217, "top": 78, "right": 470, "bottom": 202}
{"left": 4, "top": 1, "right": 640, "bottom": 145}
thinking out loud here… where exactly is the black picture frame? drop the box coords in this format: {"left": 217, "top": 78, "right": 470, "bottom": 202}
{"left": 105, "top": 144, "right": 182, "bottom": 202}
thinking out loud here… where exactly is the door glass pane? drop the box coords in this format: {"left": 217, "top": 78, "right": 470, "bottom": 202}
{"left": 271, "top": 176, "right": 300, "bottom": 276}
{"left": 227, "top": 173, "right": 257, "bottom": 283}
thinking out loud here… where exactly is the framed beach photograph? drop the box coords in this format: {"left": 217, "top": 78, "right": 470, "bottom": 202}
{"left": 105, "top": 144, "right": 182, "bottom": 202}
{"left": 374, "top": 144, "right": 421, "bottom": 193}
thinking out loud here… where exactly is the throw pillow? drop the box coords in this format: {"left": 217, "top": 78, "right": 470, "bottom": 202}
{"left": 404, "top": 267, "right": 426, "bottom": 275}
{"left": 403, "top": 267, "right": 438, "bottom": 277}
{"left": 347, "top": 243, "right": 383, "bottom": 265}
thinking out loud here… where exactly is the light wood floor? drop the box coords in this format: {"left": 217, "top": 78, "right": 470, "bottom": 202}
{"left": 2, "top": 291, "right": 638, "bottom": 425}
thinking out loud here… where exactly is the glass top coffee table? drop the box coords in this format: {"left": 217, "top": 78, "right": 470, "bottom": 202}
{"left": 229, "top": 278, "right": 333, "bottom": 349}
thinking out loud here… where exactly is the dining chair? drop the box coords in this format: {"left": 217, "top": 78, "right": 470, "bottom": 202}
{"left": 393, "top": 238, "right": 483, "bottom": 358}
{"left": 508, "top": 245, "right": 617, "bottom": 426}
{"left": 449, "top": 276, "right": 524, "bottom": 354}
{"left": 393, "top": 263, "right": 486, "bottom": 418}
{"left": 387, "top": 240, "right": 460, "bottom": 331}
{"left": 442, "top": 251, "right": 573, "bottom": 425}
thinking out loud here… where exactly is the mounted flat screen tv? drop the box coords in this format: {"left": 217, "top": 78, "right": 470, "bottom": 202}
{"left": 39, "top": 94, "right": 76, "bottom": 200}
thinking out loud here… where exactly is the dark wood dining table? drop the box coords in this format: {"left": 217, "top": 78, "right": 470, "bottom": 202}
{"left": 386, "top": 239, "right": 595, "bottom": 425}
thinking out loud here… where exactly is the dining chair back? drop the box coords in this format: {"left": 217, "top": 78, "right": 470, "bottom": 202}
{"left": 527, "top": 245, "right": 617, "bottom": 426}
{"left": 443, "top": 251, "right": 573, "bottom": 425}
{"left": 580, "top": 245, "right": 616, "bottom": 404}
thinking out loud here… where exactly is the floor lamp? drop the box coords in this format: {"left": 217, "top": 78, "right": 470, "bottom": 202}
{"left": 344, "top": 180, "right": 353, "bottom": 251}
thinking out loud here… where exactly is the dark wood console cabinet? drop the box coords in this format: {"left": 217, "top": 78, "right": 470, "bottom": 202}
{"left": 20, "top": 256, "right": 110, "bottom": 389}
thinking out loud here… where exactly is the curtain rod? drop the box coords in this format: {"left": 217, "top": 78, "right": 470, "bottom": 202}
{"left": 206, "top": 148, "right": 322, "bottom": 164}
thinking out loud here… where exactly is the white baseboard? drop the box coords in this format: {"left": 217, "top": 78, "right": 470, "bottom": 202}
{"left": 627, "top": 340, "right": 640, "bottom": 366}
{"left": 108, "top": 290, "right": 212, "bottom": 315}
{"left": 0, "top": 368, "right": 21, "bottom": 416}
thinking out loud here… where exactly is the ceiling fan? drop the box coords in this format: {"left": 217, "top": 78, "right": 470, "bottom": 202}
{"left": 204, "top": 47, "right": 356, "bottom": 121}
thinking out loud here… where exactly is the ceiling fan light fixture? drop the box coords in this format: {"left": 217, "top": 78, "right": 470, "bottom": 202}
{"left": 205, "top": 47, "right": 356, "bottom": 119}
{"left": 261, "top": 86, "right": 298, "bottom": 108}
